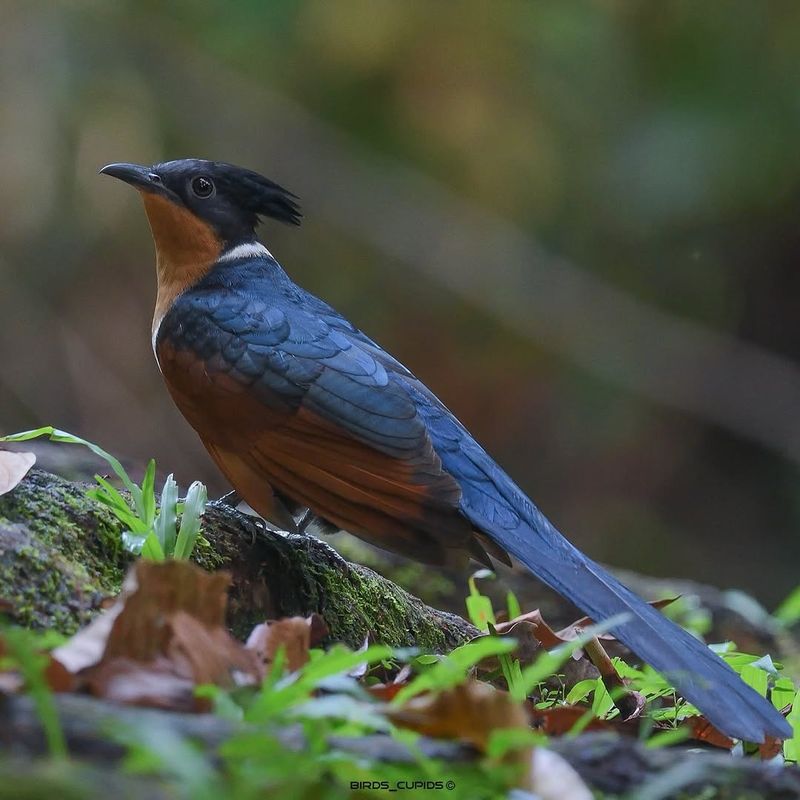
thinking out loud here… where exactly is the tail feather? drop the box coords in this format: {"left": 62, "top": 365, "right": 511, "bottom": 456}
{"left": 490, "top": 514, "right": 791, "bottom": 743}
{"left": 408, "top": 377, "right": 790, "bottom": 742}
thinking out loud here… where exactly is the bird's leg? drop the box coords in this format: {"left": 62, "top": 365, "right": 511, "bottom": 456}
{"left": 296, "top": 508, "right": 315, "bottom": 534}
{"left": 215, "top": 489, "right": 242, "bottom": 508}
{"left": 296, "top": 508, "right": 340, "bottom": 536}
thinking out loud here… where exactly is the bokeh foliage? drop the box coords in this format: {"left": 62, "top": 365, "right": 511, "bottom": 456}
{"left": 1, "top": 1, "right": 799, "bottom": 602}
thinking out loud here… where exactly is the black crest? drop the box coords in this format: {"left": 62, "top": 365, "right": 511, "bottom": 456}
{"left": 208, "top": 162, "right": 302, "bottom": 227}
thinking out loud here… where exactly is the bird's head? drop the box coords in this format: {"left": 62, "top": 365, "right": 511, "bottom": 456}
{"left": 101, "top": 158, "right": 301, "bottom": 333}
{"left": 100, "top": 158, "right": 300, "bottom": 268}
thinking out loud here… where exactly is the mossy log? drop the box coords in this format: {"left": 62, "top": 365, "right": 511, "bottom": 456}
{"left": 2, "top": 694, "right": 799, "bottom": 799}
{"left": 0, "top": 468, "right": 477, "bottom": 650}
{"left": 2, "top": 470, "right": 799, "bottom": 798}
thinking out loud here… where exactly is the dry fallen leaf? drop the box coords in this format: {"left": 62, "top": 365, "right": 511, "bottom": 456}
{"left": 671, "top": 709, "right": 790, "bottom": 754}
{"left": 528, "top": 704, "right": 612, "bottom": 736}
{"left": 0, "top": 450, "right": 35, "bottom": 496}
{"left": 388, "top": 680, "right": 529, "bottom": 752}
{"left": 494, "top": 609, "right": 565, "bottom": 650}
{"left": 389, "top": 681, "right": 535, "bottom": 788}
{"left": 685, "top": 715, "right": 735, "bottom": 749}
{"left": 557, "top": 597, "right": 679, "bottom": 645}
{"left": 759, "top": 734, "right": 784, "bottom": 760}
{"left": 492, "top": 598, "right": 679, "bottom": 663}
{"left": 368, "top": 663, "right": 413, "bottom": 702}
{"left": 102, "top": 560, "right": 232, "bottom": 661}
{"left": 84, "top": 656, "right": 197, "bottom": 711}
{"left": 54, "top": 560, "right": 262, "bottom": 710}
{"left": 246, "top": 616, "right": 314, "bottom": 673}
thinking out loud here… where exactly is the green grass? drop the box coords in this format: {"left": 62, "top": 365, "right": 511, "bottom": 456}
{"left": 3, "top": 429, "right": 800, "bottom": 795}
{"left": 464, "top": 567, "right": 800, "bottom": 758}
{"left": 0, "top": 427, "right": 207, "bottom": 561}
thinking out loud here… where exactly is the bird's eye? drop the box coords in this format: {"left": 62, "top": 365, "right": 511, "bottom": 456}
{"left": 191, "top": 176, "right": 214, "bottom": 198}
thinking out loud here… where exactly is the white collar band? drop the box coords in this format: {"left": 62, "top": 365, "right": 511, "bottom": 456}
{"left": 219, "top": 242, "right": 273, "bottom": 261}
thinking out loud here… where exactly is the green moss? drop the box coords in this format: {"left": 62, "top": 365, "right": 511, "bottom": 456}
{"left": 0, "top": 469, "right": 130, "bottom": 634}
{"left": 330, "top": 533, "right": 458, "bottom": 609}
{"left": 0, "top": 471, "right": 476, "bottom": 653}
{"left": 192, "top": 532, "right": 227, "bottom": 572}
{"left": 279, "top": 532, "right": 470, "bottom": 651}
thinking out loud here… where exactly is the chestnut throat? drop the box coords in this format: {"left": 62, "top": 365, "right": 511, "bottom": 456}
{"left": 141, "top": 193, "right": 224, "bottom": 343}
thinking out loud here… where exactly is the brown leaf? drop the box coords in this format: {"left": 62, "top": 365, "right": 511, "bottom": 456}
{"left": 388, "top": 680, "right": 529, "bottom": 752}
{"left": 557, "top": 597, "right": 680, "bottom": 645}
{"left": 685, "top": 715, "right": 735, "bottom": 749}
{"left": 166, "top": 610, "right": 257, "bottom": 685}
{"left": 759, "top": 734, "right": 784, "bottom": 760}
{"left": 246, "top": 616, "right": 313, "bottom": 673}
{"left": 56, "top": 560, "right": 261, "bottom": 710}
{"left": 682, "top": 707, "right": 789, "bottom": 753}
{"left": 102, "top": 561, "right": 233, "bottom": 662}
{"left": 44, "top": 656, "right": 75, "bottom": 693}
{"left": 0, "top": 450, "right": 35, "bottom": 496}
{"left": 84, "top": 656, "right": 198, "bottom": 711}
{"left": 368, "top": 664, "right": 413, "bottom": 701}
{"left": 494, "top": 609, "right": 565, "bottom": 650}
{"left": 369, "top": 682, "right": 407, "bottom": 702}
{"left": 528, "top": 704, "right": 612, "bottom": 735}
{"left": 493, "top": 599, "right": 680, "bottom": 663}
{"left": 308, "top": 613, "right": 329, "bottom": 646}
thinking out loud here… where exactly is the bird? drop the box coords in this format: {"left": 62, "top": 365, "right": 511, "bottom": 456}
{"left": 100, "top": 158, "right": 791, "bottom": 743}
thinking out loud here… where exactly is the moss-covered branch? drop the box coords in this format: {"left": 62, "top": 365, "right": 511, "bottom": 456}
{"left": 0, "top": 469, "right": 477, "bottom": 650}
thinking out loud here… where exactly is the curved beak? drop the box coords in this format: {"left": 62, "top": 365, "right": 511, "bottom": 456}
{"left": 99, "top": 162, "right": 160, "bottom": 192}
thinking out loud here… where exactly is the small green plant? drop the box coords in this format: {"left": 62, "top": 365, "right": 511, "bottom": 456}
{"left": 461, "top": 569, "right": 800, "bottom": 755}
{"left": 465, "top": 569, "right": 496, "bottom": 631}
{"left": 464, "top": 575, "right": 530, "bottom": 701}
{"left": 0, "top": 427, "right": 207, "bottom": 561}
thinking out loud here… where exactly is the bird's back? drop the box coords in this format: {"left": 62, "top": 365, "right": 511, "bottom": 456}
{"left": 154, "top": 252, "right": 506, "bottom": 566}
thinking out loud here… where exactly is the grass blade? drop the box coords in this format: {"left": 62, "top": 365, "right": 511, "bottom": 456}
{"left": 141, "top": 530, "right": 166, "bottom": 561}
{"left": 0, "top": 427, "right": 137, "bottom": 495}
{"left": 140, "top": 459, "right": 157, "bottom": 528}
{"left": 154, "top": 473, "right": 179, "bottom": 556}
{"left": 173, "top": 481, "right": 207, "bottom": 560}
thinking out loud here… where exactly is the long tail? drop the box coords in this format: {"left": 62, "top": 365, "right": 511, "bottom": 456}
{"left": 488, "top": 507, "right": 791, "bottom": 742}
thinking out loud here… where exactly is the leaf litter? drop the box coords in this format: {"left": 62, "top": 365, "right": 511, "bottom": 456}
{"left": 0, "top": 557, "right": 789, "bottom": 790}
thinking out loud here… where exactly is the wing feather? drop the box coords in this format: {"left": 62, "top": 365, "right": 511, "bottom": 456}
{"left": 156, "top": 281, "right": 487, "bottom": 564}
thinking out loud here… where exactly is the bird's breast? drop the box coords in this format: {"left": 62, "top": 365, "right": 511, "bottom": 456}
{"left": 155, "top": 318, "right": 300, "bottom": 458}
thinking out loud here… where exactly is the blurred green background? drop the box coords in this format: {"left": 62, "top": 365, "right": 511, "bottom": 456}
{"left": 1, "top": 1, "right": 799, "bottom": 605}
